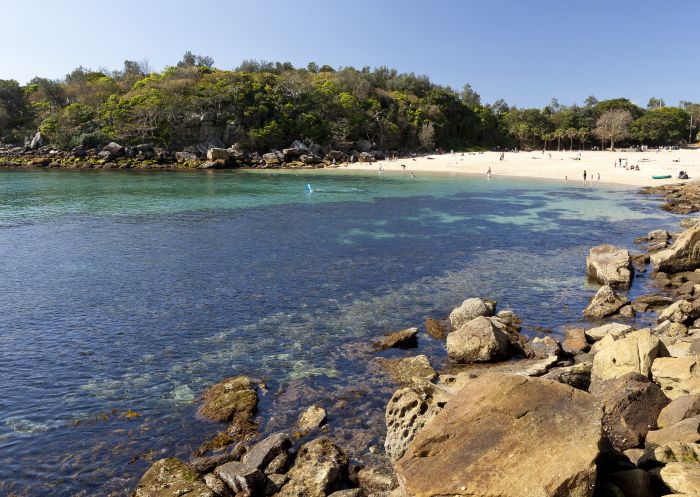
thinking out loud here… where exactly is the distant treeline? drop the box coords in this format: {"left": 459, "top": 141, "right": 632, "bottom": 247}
{"left": 0, "top": 52, "right": 698, "bottom": 152}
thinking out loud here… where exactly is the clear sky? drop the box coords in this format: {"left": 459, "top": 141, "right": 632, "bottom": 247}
{"left": 2, "top": 0, "right": 698, "bottom": 108}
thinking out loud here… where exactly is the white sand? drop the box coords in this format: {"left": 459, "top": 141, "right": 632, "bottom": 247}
{"left": 342, "top": 149, "right": 700, "bottom": 187}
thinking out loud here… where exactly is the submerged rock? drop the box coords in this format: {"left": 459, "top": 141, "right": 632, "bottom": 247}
{"left": 198, "top": 376, "right": 258, "bottom": 431}
{"left": 298, "top": 405, "right": 327, "bottom": 431}
{"left": 135, "top": 458, "right": 214, "bottom": 497}
{"left": 586, "top": 244, "right": 633, "bottom": 289}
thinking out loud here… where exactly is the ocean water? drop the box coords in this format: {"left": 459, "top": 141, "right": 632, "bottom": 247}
{"left": 0, "top": 169, "right": 681, "bottom": 496}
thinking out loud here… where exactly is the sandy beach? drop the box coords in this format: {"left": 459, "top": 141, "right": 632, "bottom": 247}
{"left": 343, "top": 149, "right": 700, "bottom": 187}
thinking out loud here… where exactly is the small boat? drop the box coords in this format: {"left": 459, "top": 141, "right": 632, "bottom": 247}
{"left": 652, "top": 175, "right": 672, "bottom": 179}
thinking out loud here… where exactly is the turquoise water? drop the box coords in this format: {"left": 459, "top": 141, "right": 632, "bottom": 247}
{"left": 0, "top": 169, "right": 678, "bottom": 496}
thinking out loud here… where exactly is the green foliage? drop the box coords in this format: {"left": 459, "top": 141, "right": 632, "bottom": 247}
{"left": 630, "top": 107, "right": 689, "bottom": 145}
{"left": 0, "top": 79, "right": 33, "bottom": 141}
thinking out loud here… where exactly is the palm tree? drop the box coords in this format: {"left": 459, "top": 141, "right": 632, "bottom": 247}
{"left": 553, "top": 129, "right": 565, "bottom": 151}
{"left": 566, "top": 128, "right": 578, "bottom": 151}
{"left": 541, "top": 132, "right": 552, "bottom": 151}
{"left": 578, "top": 128, "right": 590, "bottom": 151}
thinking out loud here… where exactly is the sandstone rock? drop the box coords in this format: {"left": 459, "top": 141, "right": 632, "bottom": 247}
{"left": 542, "top": 362, "right": 592, "bottom": 390}
{"left": 638, "top": 442, "right": 700, "bottom": 469}
{"left": 586, "top": 323, "right": 633, "bottom": 342}
{"left": 623, "top": 448, "right": 646, "bottom": 466}
{"left": 657, "top": 462, "right": 700, "bottom": 495}
{"left": 29, "top": 131, "right": 43, "bottom": 150}
{"left": 586, "top": 244, "right": 634, "bottom": 289}
{"left": 298, "top": 405, "right": 327, "bottom": 431}
{"left": 584, "top": 285, "right": 630, "bottom": 318}
{"left": 207, "top": 148, "right": 229, "bottom": 161}
{"left": 135, "top": 458, "right": 214, "bottom": 497}
{"left": 667, "top": 337, "right": 700, "bottom": 358}
{"left": 198, "top": 376, "right": 257, "bottom": 429}
{"left": 277, "top": 437, "right": 348, "bottom": 497}
{"left": 592, "top": 330, "right": 665, "bottom": 381}
{"left": 632, "top": 294, "right": 674, "bottom": 313}
{"left": 645, "top": 416, "right": 700, "bottom": 447}
{"left": 652, "top": 357, "right": 700, "bottom": 399}
{"left": 424, "top": 318, "right": 448, "bottom": 339}
{"left": 446, "top": 316, "right": 510, "bottom": 363}
{"left": 240, "top": 432, "right": 291, "bottom": 471}
{"left": 357, "top": 466, "right": 398, "bottom": 493}
{"left": 376, "top": 355, "right": 437, "bottom": 385}
{"left": 658, "top": 395, "right": 700, "bottom": 428}
{"left": 395, "top": 374, "right": 603, "bottom": 497}
{"left": 528, "top": 336, "right": 562, "bottom": 359}
{"left": 373, "top": 327, "right": 418, "bottom": 350}
{"left": 327, "top": 490, "right": 362, "bottom": 497}
{"left": 591, "top": 333, "right": 617, "bottom": 355}
{"left": 589, "top": 373, "right": 670, "bottom": 451}
{"left": 266, "top": 473, "right": 288, "bottom": 493}
{"left": 658, "top": 300, "right": 697, "bottom": 324}
{"left": 175, "top": 151, "right": 198, "bottom": 163}
{"left": 448, "top": 298, "right": 495, "bottom": 329}
{"left": 563, "top": 327, "right": 589, "bottom": 354}
{"left": 652, "top": 224, "right": 700, "bottom": 273}
{"left": 214, "top": 461, "right": 266, "bottom": 495}
{"left": 619, "top": 305, "right": 636, "bottom": 318}
{"left": 631, "top": 253, "right": 650, "bottom": 273}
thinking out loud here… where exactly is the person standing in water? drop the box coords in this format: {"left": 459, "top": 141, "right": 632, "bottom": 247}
{"left": 583, "top": 170, "right": 587, "bottom": 182}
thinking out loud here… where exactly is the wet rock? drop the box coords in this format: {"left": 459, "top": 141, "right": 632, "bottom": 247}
{"left": 446, "top": 316, "right": 510, "bottom": 363}
{"left": 658, "top": 300, "right": 697, "bottom": 324}
{"left": 586, "top": 323, "right": 633, "bottom": 342}
{"left": 656, "top": 462, "right": 700, "bottom": 495}
{"left": 584, "top": 285, "right": 630, "bottom": 318}
{"left": 652, "top": 357, "right": 700, "bottom": 399}
{"left": 652, "top": 224, "right": 700, "bottom": 273}
{"left": 298, "top": 405, "right": 327, "bottom": 431}
{"left": 632, "top": 294, "right": 674, "bottom": 313}
{"left": 592, "top": 330, "right": 665, "bottom": 381}
{"left": 618, "top": 305, "right": 636, "bottom": 318}
{"left": 658, "top": 394, "right": 700, "bottom": 428}
{"left": 542, "top": 361, "right": 592, "bottom": 390}
{"left": 277, "top": 437, "right": 348, "bottom": 497}
{"left": 241, "top": 432, "right": 291, "bottom": 471}
{"left": 424, "top": 318, "right": 448, "bottom": 339}
{"left": 646, "top": 416, "right": 700, "bottom": 447}
{"left": 203, "top": 473, "right": 232, "bottom": 497}
{"left": 214, "top": 461, "right": 266, "bottom": 495}
{"left": 589, "top": 373, "right": 670, "bottom": 451}
{"left": 395, "top": 374, "right": 603, "bottom": 497}
{"left": 135, "top": 458, "right": 215, "bottom": 497}
{"left": 631, "top": 253, "right": 650, "bottom": 273}
{"left": 448, "top": 298, "right": 495, "bottom": 330}
{"left": 375, "top": 355, "right": 437, "bottom": 385}
{"left": 357, "top": 466, "right": 398, "bottom": 494}
{"left": 527, "top": 336, "right": 562, "bottom": 359}
{"left": 198, "top": 376, "right": 258, "bottom": 431}
{"left": 586, "top": 244, "right": 634, "bottom": 289}
{"left": 563, "top": 327, "right": 589, "bottom": 354}
{"left": 373, "top": 327, "right": 418, "bottom": 350}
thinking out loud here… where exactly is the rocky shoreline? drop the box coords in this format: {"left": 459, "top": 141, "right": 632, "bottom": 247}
{"left": 130, "top": 182, "right": 700, "bottom": 497}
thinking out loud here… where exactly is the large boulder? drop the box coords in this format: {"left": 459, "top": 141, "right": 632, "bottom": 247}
{"left": 585, "top": 323, "right": 633, "bottom": 342}
{"left": 395, "top": 374, "right": 603, "bottom": 497}
{"left": 448, "top": 298, "right": 495, "bottom": 329}
{"left": 214, "top": 461, "right": 266, "bottom": 495}
{"left": 103, "top": 142, "right": 125, "bottom": 157}
{"left": 655, "top": 462, "right": 700, "bottom": 494}
{"left": 198, "top": 376, "right": 258, "bottom": 431}
{"left": 207, "top": 148, "right": 230, "bottom": 161}
{"left": 651, "top": 223, "right": 700, "bottom": 273}
{"left": 28, "top": 131, "right": 43, "bottom": 150}
{"left": 446, "top": 316, "right": 510, "bottom": 363}
{"left": 658, "top": 300, "right": 697, "bottom": 324}
{"left": 652, "top": 357, "right": 700, "bottom": 399}
{"left": 276, "top": 437, "right": 348, "bottom": 497}
{"left": 584, "top": 285, "right": 630, "bottom": 318}
{"left": 592, "top": 329, "right": 665, "bottom": 381}
{"left": 135, "top": 458, "right": 215, "bottom": 497}
{"left": 586, "top": 244, "right": 634, "bottom": 289}
{"left": 645, "top": 415, "right": 700, "bottom": 447}
{"left": 657, "top": 394, "right": 700, "bottom": 428}
{"left": 376, "top": 355, "right": 437, "bottom": 385}
{"left": 638, "top": 441, "right": 700, "bottom": 468}
{"left": 240, "top": 432, "right": 291, "bottom": 471}
{"left": 589, "top": 373, "right": 670, "bottom": 451}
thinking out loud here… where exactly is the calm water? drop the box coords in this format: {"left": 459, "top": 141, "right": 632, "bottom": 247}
{"left": 0, "top": 169, "right": 679, "bottom": 496}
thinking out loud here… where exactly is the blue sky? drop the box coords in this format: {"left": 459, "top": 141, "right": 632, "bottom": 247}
{"left": 2, "top": 0, "right": 698, "bottom": 107}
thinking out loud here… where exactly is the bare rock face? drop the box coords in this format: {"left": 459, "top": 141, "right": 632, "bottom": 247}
{"left": 591, "top": 330, "right": 665, "bottom": 381}
{"left": 651, "top": 223, "right": 700, "bottom": 273}
{"left": 584, "top": 285, "right": 630, "bottom": 318}
{"left": 589, "top": 373, "right": 670, "bottom": 451}
{"left": 446, "top": 316, "right": 510, "bottom": 363}
{"left": 198, "top": 376, "right": 258, "bottom": 429}
{"left": 448, "top": 298, "right": 495, "bottom": 330}
{"left": 586, "top": 244, "right": 633, "bottom": 290}
{"left": 652, "top": 357, "right": 700, "bottom": 399}
{"left": 394, "top": 374, "right": 603, "bottom": 497}
{"left": 135, "top": 458, "right": 215, "bottom": 497}
{"left": 276, "top": 437, "right": 348, "bottom": 497}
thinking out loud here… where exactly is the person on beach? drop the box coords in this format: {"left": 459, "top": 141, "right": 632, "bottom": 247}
{"left": 411, "top": 172, "right": 415, "bottom": 179}
{"left": 597, "top": 172, "right": 600, "bottom": 181}
{"left": 401, "top": 164, "right": 406, "bottom": 172}
{"left": 583, "top": 170, "right": 587, "bottom": 181}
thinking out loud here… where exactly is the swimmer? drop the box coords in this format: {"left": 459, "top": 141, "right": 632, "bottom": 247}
{"left": 306, "top": 183, "right": 313, "bottom": 193}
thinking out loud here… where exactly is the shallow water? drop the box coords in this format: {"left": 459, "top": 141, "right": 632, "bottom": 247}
{"left": 0, "top": 169, "right": 681, "bottom": 496}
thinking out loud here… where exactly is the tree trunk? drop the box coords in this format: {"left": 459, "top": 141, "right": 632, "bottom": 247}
{"left": 557, "top": 138, "right": 561, "bottom": 151}
{"left": 570, "top": 138, "right": 573, "bottom": 151}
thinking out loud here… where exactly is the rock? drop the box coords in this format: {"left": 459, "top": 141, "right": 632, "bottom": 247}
{"left": 357, "top": 466, "right": 398, "bottom": 493}
{"left": 658, "top": 395, "right": 700, "bottom": 428}
{"left": 619, "top": 305, "right": 636, "bottom": 318}
{"left": 203, "top": 473, "right": 232, "bottom": 497}
{"left": 528, "top": 336, "right": 562, "bottom": 359}
{"left": 592, "top": 329, "right": 665, "bottom": 381}
{"left": 175, "top": 151, "right": 198, "bottom": 163}
{"left": 214, "top": 461, "right": 266, "bottom": 495}
{"left": 645, "top": 416, "right": 700, "bottom": 447}
{"left": 652, "top": 224, "right": 700, "bottom": 273}
{"left": 584, "top": 285, "right": 630, "bottom": 318}
{"left": 623, "top": 448, "right": 646, "bottom": 466}
{"left": 327, "top": 490, "right": 362, "bottom": 497}
{"left": 373, "top": 327, "right": 418, "bottom": 350}
{"left": 591, "top": 333, "right": 617, "bottom": 355}
{"left": 446, "top": 316, "right": 510, "bottom": 363}
{"left": 667, "top": 336, "right": 700, "bottom": 358}
{"left": 609, "top": 469, "right": 654, "bottom": 497}
{"left": 198, "top": 376, "right": 258, "bottom": 430}
{"left": 589, "top": 373, "right": 670, "bottom": 451}
{"left": 448, "top": 298, "right": 495, "bottom": 329}
{"left": 631, "top": 253, "right": 651, "bottom": 273}
{"left": 376, "top": 355, "right": 437, "bottom": 385}
{"left": 135, "top": 458, "right": 215, "bottom": 497}
{"left": 262, "top": 152, "right": 283, "bottom": 165}
{"left": 657, "top": 462, "right": 700, "bottom": 495}
{"left": 384, "top": 380, "right": 450, "bottom": 462}
{"left": 638, "top": 442, "right": 700, "bottom": 469}
{"left": 563, "top": 327, "right": 589, "bottom": 354}
{"left": 136, "top": 143, "right": 154, "bottom": 153}
{"left": 586, "top": 323, "right": 633, "bottom": 342}
{"left": 542, "top": 362, "right": 592, "bottom": 390}
{"left": 265, "top": 452, "right": 288, "bottom": 475}
{"left": 325, "top": 150, "right": 349, "bottom": 163}
{"left": 240, "top": 432, "right": 291, "bottom": 471}
{"left": 103, "top": 142, "right": 125, "bottom": 157}
{"left": 658, "top": 300, "right": 697, "bottom": 324}
{"left": 282, "top": 148, "right": 304, "bottom": 161}
{"left": 632, "top": 294, "right": 674, "bottom": 313}
{"left": 207, "top": 148, "right": 230, "bottom": 161}
{"left": 28, "top": 131, "right": 43, "bottom": 150}
{"left": 298, "top": 405, "right": 327, "bottom": 431}
{"left": 395, "top": 374, "right": 603, "bottom": 497}
{"left": 300, "top": 154, "right": 324, "bottom": 165}
{"left": 652, "top": 357, "right": 700, "bottom": 399}
{"left": 266, "top": 473, "right": 288, "bottom": 494}
{"left": 664, "top": 322, "right": 690, "bottom": 339}
{"left": 424, "top": 318, "right": 448, "bottom": 339}
{"left": 586, "top": 244, "right": 634, "bottom": 289}
{"left": 277, "top": 438, "right": 348, "bottom": 497}
{"left": 682, "top": 218, "right": 700, "bottom": 229}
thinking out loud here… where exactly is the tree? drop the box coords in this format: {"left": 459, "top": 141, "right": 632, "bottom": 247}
{"left": 584, "top": 95, "right": 598, "bottom": 108}
{"left": 461, "top": 83, "right": 481, "bottom": 107}
{"left": 418, "top": 121, "right": 435, "bottom": 150}
{"left": 553, "top": 128, "right": 565, "bottom": 151}
{"left": 593, "top": 109, "right": 633, "bottom": 150}
{"left": 578, "top": 127, "right": 590, "bottom": 150}
{"left": 177, "top": 51, "right": 214, "bottom": 68}
{"left": 491, "top": 99, "right": 509, "bottom": 115}
{"left": 630, "top": 107, "right": 689, "bottom": 145}
{"left": 566, "top": 128, "right": 578, "bottom": 151}
{"left": 595, "top": 98, "right": 644, "bottom": 119}
{"left": 647, "top": 97, "right": 665, "bottom": 110}
{"left": 0, "top": 79, "right": 33, "bottom": 141}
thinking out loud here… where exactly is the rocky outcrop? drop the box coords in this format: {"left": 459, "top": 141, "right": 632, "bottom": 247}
{"left": 135, "top": 458, "right": 214, "bottom": 497}
{"left": 198, "top": 376, "right": 258, "bottom": 432}
{"left": 584, "top": 285, "right": 630, "bottom": 318}
{"left": 446, "top": 316, "right": 510, "bottom": 363}
{"left": 651, "top": 223, "right": 700, "bottom": 273}
{"left": 276, "top": 437, "right": 348, "bottom": 497}
{"left": 586, "top": 244, "right": 633, "bottom": 289}
{"left": 652, "top": 357, "right": 700, "bottom": 399}
{"left": 395, "top": 374, "right": 603, "bottom": 497}
{"left": 448, "top": 298, "right": 495, "bottom": 330}
{"left": 591, "top": 329, "right": 665, "bottom": 381}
